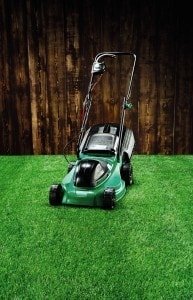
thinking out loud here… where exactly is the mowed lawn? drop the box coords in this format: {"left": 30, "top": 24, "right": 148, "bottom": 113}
{"left": 0, "top": 155, "right": 193, "bottom": 299}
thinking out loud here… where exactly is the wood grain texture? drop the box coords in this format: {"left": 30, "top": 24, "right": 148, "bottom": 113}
{"left": 173, "top": 3, "right": 193, "bottom": 154}
{"left": 156, "top": 1, "right": 177, "bottom": 154}
{"left": 1, "top": 0, "right": 32, "bottom": 154}
{"left": 0, "top": 0, "right": 193, "bottom": 154}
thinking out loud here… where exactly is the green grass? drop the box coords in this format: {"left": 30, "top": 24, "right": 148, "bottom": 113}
{"left": 0, "top": 155, "right": 193, "bottom": 299}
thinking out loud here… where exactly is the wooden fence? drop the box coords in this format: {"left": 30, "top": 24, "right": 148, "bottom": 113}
{"left": 0, "top": 0, "right": 193, "bottom": 154}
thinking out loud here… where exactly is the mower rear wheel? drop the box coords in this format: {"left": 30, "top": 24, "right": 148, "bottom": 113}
{"left": 49, "top": 184, "right": 63, "bottom": 206}
{"left": 121, "top": 162, "right": 133, "bottom": 186}
{"left": 103, "top": 188, "right": 116, "bottom": 210}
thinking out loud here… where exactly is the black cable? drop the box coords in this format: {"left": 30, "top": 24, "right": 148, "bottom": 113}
{"left": 63, "top": 134, "right": 79, "bottom": 165}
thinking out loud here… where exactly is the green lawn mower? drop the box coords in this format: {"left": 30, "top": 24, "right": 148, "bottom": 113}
{"left": 49, "top": 51, "right": 136, "bottom": 209}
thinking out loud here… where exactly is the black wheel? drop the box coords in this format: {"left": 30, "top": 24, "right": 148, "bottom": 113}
{"left": 49, "top": 184, "right": 63, "bottom": 206}
{"left": 103, "top": 188, "right": 116, "bottom": 210}
{"left": 121, "top": 162, "right": 133, "bottom": 186}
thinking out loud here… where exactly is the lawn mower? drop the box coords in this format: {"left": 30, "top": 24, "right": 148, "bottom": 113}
{"left": 49, "top": 51, "right": 136, "bottom": 209}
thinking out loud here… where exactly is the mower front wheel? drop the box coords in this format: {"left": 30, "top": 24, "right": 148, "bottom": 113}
{"left": 102, "top": 188, "right": 116, "bottom": 210}
{"left": 49, "top": 184, "right": 63, "bottom": 206}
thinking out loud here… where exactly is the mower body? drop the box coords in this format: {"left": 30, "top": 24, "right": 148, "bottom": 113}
{"left": 50, "top": 123, "right": 135, "bottom": 208}
{"left": 49, "top": 51, "right": 136, "bottom": 209}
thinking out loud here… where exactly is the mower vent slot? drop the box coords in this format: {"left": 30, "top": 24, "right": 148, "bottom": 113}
{"left": 103, "top": 124, "right": 110, "bottom": 133}
{"left": 110, "top": 127, "right": 117, "bottom": 135}
{"left": 88, "top": 124, "right": 125, "bottom": 135}
{"left": 98, "top": 126, "right": 105, "bottom": 133}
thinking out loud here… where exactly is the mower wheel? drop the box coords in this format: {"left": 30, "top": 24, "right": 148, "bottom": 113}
{"left": 49, "top": 184, "right": 63, "bottom": 206}
{"left": 103, "top": 188, "right": 116, "bottom": 210}
{"left": 121, "top": 162, "right": 133, "bottom": 186}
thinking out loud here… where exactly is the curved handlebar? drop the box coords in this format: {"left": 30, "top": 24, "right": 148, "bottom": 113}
{"left": 95, "top": 51, "right": 136, "bottom": 62}
{"left": 92, "top": 51, "right": 136, "bottom": 101}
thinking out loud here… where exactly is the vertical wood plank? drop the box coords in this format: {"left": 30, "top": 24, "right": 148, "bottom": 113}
{"left": 0, "top": 0, "right": 9, "bottom": 153}
{"left": 64, "top": 0, "right": 81, "bottom": 153}
{"left": 54, "top": 1, "right": 66, "bottom": 154}
{"left": 137, "top": 0, "right": 158, "bottom": 154}
{"left": 27, "top": 0, "right": 50, "bottom": 154}
{"left": 27, "top": 0, "right": 42, "bottom": 154}
{"left": 46, "top": 0, "right": 59, "bottom": 153}
{"left": 0, "top": 0, "right": 16, "bottom": 154}
{"left": 2, "top": 0, "right": 33, "bottom": 154}
{"left": 174, "top": 4, "right": 193, "bottom": 153}
{"left": 156, "top": 1, "right": 178, "bottom": 154}
{"left": 35, "top": 0, "right": 49, "bottom": 154}
{"left": 16, "top": 0, "right": 32, "bottom": 154}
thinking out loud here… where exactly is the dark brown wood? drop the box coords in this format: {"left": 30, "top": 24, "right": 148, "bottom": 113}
{"left": 156, "top": 1, "right": 178, "bottom": 154}
{"left": 0, "top": 0, "right": 9, "bottom": 154}
{"left": 137, "top": 1, "right": 160, "bottom": 154}
{"left": 64, "top": 0, "right": 82, "bottom": 153}
{"left": 0, "top": 0, "right": 193, "bottom": 154}
{"left": 0, "top": 0, "right": 32, "bottom": 154}
{"left": 174, "top": 5, "right": 193, "bottom": 154}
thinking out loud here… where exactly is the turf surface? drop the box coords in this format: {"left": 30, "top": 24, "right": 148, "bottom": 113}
{"left": 0, "top": 155, "right": 193, "bottom": 299}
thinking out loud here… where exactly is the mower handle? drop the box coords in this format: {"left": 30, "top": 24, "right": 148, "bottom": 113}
{"left": 77, "top": 51, "right": 136, "bottom": 158}
{"left": 94, "top": 51, "right": 136, "bottom": 101}
{"left": 94, "top": 52, "right": 136, "bottom": 161}
{"left": 92, "top": 51, "right": 136, "bottom": 99}
{"left": 95, "top": 51, "right": 136, "bottom": 62}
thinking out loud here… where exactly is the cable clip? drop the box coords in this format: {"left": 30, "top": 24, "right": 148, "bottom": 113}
{"left": 124, "top": 102, "right": 133, "bottom": 110}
